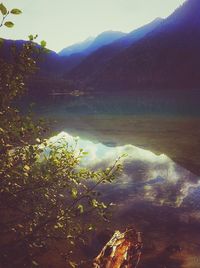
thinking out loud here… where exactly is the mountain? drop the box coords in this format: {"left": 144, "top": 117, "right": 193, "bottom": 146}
{"left": 0, "top": 39, "right": 85, "bottom": 100}
{"left": 110, "top": 17, "right": 163, "bottom": 48}
{"left": 59, "top": 31, "right": 126, "bottom": 57}
{"left": 59, "top": 37, "right": 94, "bottom": 57}
{"left": 0, "top": 31, "right": 126, "bottom": 99}
{"left": 83, "top": 31, "right": 126, "bottom": 55}
{"left": 1, "top": 31, "right": 126, "bottom": 75}
{"left": 0, "top": 39, "right": 86, "bottom": 75}
{"left": 66, "top": 0, "right": 200, "bottom": 91}
{"left": 65, "top": 18, "right": 163, "bottom": 81}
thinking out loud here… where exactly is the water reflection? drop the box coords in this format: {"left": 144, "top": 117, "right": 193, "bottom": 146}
{"left": 50, "top": 132, "right": 200, "bottom": 208}
{"left": 50, "top": 132, "right": 200, "bottom": 268}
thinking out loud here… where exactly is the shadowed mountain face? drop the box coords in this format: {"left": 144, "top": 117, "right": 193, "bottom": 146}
{"left": 2, "top": 0, "right": 200, "bottom": 93}
{"left": 111, "top": 18, "right": 163, "bottom": 48}
{"left": 59, "top": 31, "right": 126, "bottom": 57}
{"left": 0, "top": 31, "right": 126, "bottom": 76}
{"left": 67, "top": 0, "right": 200, "bottom": 91}
{"left": 0, "top": 20, "right": 164, "bottom": 96}
{"left": 0, "top": 39, "right": 87, "bottom": 100}
{"left": 64, "top": 18, "right": 163, "bottom": 82}
{"left": 0, "top": 39, "right": 86, "bottom": 75}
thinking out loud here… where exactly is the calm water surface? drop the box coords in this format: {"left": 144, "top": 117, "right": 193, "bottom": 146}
{"left": 33, "top": 90, "right": 200, "bottom": 267}
{"left": 49, "top": 132, "right": 200, "bottom": 268}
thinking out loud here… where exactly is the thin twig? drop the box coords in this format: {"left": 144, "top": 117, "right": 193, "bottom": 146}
{"left": 0, "top": 12, "right": 9, "bottom": 28}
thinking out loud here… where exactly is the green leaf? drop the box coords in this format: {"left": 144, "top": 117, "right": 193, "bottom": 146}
{"left": 4, "top": 21, "right": 14, "bottom": 28}
{"left": 71, "top": 188, "right": 77, "bottom": 199}
{"left": 40, "top": 40, "right": 47, "bottom": 48}
{"left": 77, "top": 204, "right": 84, "bottom": 214}
{"left": 36, "top": 138, "right": 40, "bottom": 143}
{"left": 24, "top": 165, "right": 30, "bottom": 171}
{"left": 101, "top": 202, "right": 107, "bottom": 209}
{"left": 91, "top": 199, "right": 98, "bottom": 208}
{"left": 0, "top": 3, "right": 7, "bottom": 15}
{"left": 28, "top": 35, "right": 34, "bottom": 41}
{"left": 11, "top": 8, "right": 22, "bottom": 15}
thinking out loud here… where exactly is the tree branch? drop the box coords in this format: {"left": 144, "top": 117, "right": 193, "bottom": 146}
{"left": 0, "top": 12, "right": 9, "bottom": 28}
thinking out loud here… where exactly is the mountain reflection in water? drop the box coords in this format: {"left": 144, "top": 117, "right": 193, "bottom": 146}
{"left": 50, "top": 132, "right": 200, "bottom": 268}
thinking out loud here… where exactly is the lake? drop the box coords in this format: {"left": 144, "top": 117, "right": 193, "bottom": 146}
{"left": 34, "top": 90, "right": 200, "bottom": 267}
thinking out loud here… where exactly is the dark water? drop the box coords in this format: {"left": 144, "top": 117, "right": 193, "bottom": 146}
{"left": 33, "top": 89, "right": 200, "bottom": 267}
{"left": 30, "top": 89, "right": 200, "bottom": 176}
{"left": 34, "top": 89, "right": 200, "bottom": 116}
{"left": 50, "top": 132, "right": 200, "bottom": 268}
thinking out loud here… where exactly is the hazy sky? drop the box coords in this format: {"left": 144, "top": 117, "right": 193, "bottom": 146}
{"left": 1, "top": 0, "right": 185, "bottom": 52}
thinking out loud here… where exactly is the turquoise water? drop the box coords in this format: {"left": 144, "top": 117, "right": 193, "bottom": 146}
{"left": 35, "top": 90, "right": 200, "bottom": 116}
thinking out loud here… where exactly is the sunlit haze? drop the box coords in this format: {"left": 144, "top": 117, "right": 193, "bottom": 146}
{"left": 1, "top": 0, "right": 186, "bottom": 52}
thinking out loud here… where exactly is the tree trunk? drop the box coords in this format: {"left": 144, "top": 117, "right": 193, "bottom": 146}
{"left": 93, "top": 228, "right": 142, "bottom": 268}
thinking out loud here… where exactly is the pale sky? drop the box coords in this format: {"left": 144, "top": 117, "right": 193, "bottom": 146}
{"left": 1, "top": 0, "right": 185, "bottom": 52}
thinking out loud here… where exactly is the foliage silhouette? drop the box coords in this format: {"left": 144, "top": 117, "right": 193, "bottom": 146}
{"left": 0, "top": 3, "right": 122, "bottom": 267}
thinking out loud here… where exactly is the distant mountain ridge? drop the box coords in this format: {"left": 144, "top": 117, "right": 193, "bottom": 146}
{"left": 66, "top": 0, "right": 200, "bottom": 90}
{"left": 59, "top": 37, "right": 94, "bottom": 57}
{"left": 59, "top": 31, "right": 126, "bottom": 57}
{"left": 0, "top": 38, "right": 86, "bottom": 75}
{"left": 1, "top": 0, "right": 200, "bottom": 92}
{"left": 65, "top": 18, "right": 163, "bottom": 82}
{"left": 0, "top": 31, "right": 127, "bottom": 74}
{"left": 1, "top": 19, "right": 162, "bottom": 77}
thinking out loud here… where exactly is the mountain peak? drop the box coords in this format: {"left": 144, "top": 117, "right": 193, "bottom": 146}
{"left": 179, "top": 0, "right": 200, "bottom": 12}
{"left": 166, "top": 0, "right": 200, "bottom": 26}
{"left": 59, "top": 30, "right": 126, "bottom": 57}
{"left": 66, "top": 0, "right": 200, "bottom": 91}
{"left": 59, "top": 37, "right": 95, "bottom": 56}
{"left": 152, "top": 17, "right": 163, "bottom": 22}
{"left": 95, "top": 30, "right": 126, "bottom": 38}
{"left": 90, "top": 30, "right": 126, "bottom": 49}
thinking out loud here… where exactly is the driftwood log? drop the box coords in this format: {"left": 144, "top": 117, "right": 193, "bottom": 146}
{"left": 93, "top": 229, "right": 142, "bottom": 268}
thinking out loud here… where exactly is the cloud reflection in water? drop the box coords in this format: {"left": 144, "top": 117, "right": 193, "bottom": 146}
{"left": 50, "top": 131, "right": 200, "bottom": 208}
